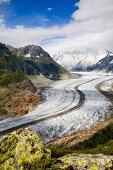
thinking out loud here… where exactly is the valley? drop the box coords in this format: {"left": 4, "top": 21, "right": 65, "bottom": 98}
{"left": 0, "top": 0, "right": 113, "bottom": 168}
{"left": 0, "top": 72, "right": 113, "bottom": 144}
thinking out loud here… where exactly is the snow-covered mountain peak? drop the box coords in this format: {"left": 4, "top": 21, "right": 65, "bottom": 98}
{"left": 52, "top": 49, "right": 109, "bottom": 70}
{"left": 7, "top": 44, "right": 52, "bottom": 60}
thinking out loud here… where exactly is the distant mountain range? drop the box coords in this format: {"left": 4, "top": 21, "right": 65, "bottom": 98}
{"left": 53, "top": 49, "right": 113, "bottom": 73}
{"left": 0, "top": 43, "right": 66, "bottom": 80}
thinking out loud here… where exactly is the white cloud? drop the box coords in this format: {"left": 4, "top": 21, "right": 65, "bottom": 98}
{"left": 0, "top": 15, "right": 4, "bottom": 23}
{"left": 72, "top": 0, "right": 113, "bottom": 21}
{"left": 0, "top": 0, "right": 113, "bottom": 55}
{"left": 0, "top": 0, "right": 10, "bottom": 4}
{"left": 47, "top": 8, "right": 53, "bottom": 12}
{"left": 0, "top": 15, "right": 5, "bottom": 28}
{"left": 42, "top": 18, "right": 49, "bottom": 22}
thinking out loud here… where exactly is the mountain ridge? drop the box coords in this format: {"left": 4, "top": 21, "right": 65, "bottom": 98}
{"left": 53, "top": 49, "right": 113, "bottom": 73}
{"left": 0, "top": 42, "right": 66, "bottom": 80}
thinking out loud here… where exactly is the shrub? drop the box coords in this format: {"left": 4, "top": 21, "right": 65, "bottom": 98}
{"left": 0, "top": 69, "right": 25, "bottom": 86}
{"left": 73, "top": 122, "right": 113, "bottom": 155}
{"left": 49, "top": 146, "right": 73, "bottom": 158}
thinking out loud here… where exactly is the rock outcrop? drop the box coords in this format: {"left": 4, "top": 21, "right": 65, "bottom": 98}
{"left": 10, "top": 94, "right": 41, "bottom": 116}
{"left": 0, "top": 129, "right": 113, "bottom": 170}
{"left": 58, "top": 154, "right": 113, "bottom": 170}
{"left": 0, "top": 129, "right": 51, "bottom": 170}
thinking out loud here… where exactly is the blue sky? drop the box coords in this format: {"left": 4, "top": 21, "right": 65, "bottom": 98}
{"left": 0, "top": 0, "right": 79, "bottom": 27}
{"left": 0, "top": 0, "right": 113, "bottom": 54}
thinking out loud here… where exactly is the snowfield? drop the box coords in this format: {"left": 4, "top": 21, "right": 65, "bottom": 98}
{"left": 0, "top": 73, "right": 113, "bottom": 142}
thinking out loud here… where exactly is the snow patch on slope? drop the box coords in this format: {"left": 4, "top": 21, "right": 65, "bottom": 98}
{"left": 25, "top": 54, "right": 31, "bottom": 58}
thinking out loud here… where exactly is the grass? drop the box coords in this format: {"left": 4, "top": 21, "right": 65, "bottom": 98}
{"left": 0, "top": 69, "right": 27, "bottom": 119}
{"left": 49, "top": 122, "right": 113, "bottom": 158}
{"left": 0, "top": 69, "right": 25, "bottom": 86}
{"left": 73, "top": 122, "right": 113, "bottom": 155}
{"left": 49, "top": 146, "right": 73, "bottom": 158}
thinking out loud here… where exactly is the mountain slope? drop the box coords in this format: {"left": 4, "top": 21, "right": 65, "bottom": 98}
{"left": 7, "top": 44, "right": 66, "bottom": 79}
{"left": 88, "top": 52, "right": 113, "bottom": 72}
{"left": 0, "top": 69, "right": 42, "bottom": 119}
{"left": 0, "top": 43, "right": 40, "bottom": 75}
{"left": 53, "top": 49, "right": 113, "bottom": 72}
{"left": 53, "top": 49, "right": 108, "bottom": 70}
{"left": 0, "top": 43, "right": 66, "bottom": 80}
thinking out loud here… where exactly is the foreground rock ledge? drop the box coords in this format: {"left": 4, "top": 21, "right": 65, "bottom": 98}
{"left": 0, "top": 129, "right": 113, "bottom": 170}
{"left": 0, "top": 128, "right": 51, "bottom": 170}
{"left": 59, "top": 154, "right": 113, "bottom": 170}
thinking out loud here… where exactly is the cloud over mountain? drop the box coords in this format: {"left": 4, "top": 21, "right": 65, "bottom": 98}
{"left": 0, "top": 0, "right": 113, "bottom": 54}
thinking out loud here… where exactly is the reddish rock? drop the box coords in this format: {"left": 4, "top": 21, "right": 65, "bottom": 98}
{"left": 10, "top": 94, "right": 41, "bottom": 116}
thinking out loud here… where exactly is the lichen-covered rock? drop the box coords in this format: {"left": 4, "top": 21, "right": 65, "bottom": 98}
{"left": 58, "top": 154, "right": 113, "bottom": 170}
{"left": 0, "top": 128, "right": 51, "bottom": 170}
{"left": 1, "top": 129, "right": 113, "bottom": 170}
